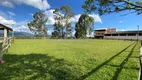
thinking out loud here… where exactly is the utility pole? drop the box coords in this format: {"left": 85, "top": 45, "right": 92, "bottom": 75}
{"left": 137, "top": 25, "right": 139, "bottom": 41}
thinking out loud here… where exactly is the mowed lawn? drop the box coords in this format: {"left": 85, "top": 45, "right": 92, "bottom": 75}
{"left": 0, "top": 39, "right": 140, "bottom": 80}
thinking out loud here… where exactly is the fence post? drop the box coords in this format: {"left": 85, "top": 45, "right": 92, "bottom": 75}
{"left": 0, "top": 42, "right": 3, "bottom": 63}
{"left": 6, "top": 39, "right": 9, "bottom": 53}
{"left": 0, "top": 42, "right": 3, "bottom": 51}
{"left": 10, "top": 38, "right": 12, "bottom": 47}
{"left": 12, "top": 37, "right": 14, "bottom": 43}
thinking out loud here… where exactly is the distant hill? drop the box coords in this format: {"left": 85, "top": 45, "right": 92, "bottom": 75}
{"left": 12, "top": 32, "right": 34, "bottom": 37}
{"left": 0, "top": 31, "right": 34, "bottom": 37}
{"left": 0, "top": 31, "right": 32, "bottom": 37}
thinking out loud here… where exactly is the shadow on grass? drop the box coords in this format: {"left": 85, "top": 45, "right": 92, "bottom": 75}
{"left": 107, "top": 64, "right": 139, "bottom": 70}
{"left": 78, "top": 42, "right": 135, "bottom": 80}
{"left": 111, "top": 43, "right": 137, "bottom": 80}
{"left": 0, "top": 54, "right": 80, "bottom": 80}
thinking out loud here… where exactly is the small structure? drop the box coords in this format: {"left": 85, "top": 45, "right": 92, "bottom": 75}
{"left": 0, "top": 24, "right": 13, "bottom": 40}
{"left": 0, "top": 24, "right": 13, "bottom": 64}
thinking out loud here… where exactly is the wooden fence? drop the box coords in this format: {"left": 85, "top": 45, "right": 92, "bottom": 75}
{"left": 14, "top": 36, "right": 50, "bottom": 39}
{"left": 0, "top": 37, "right": 14, "bottom": 64}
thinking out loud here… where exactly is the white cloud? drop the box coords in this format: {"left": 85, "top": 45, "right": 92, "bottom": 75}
{"left": 0, "top": 11, "right": 15, "bottom": 19}
{"left": 73, "top": 14, "right": 102, "bottom": 23}
{"left": 121, "top": 29, "right": 126, "bottom": 31}
{"left": 13, "top": 25, "right": 30, "bottom": 32}
{"left": 0, "top": 1, "right": 14, "bottom": 8}
{"left": 8, "top": 11, "right": 15, "bottom": 16}
{"left": 44, "top": 9, "right": 55, "bottom": 25}
{"left": 72, "top": 31, "right": 76, "bottom": 36}
{"left": 0, "top": 16, "right": 30, "bottom": 33}
{"left": 0, "top": 16, "right": 16, "bottom": 26}
{"left": 73, "top": 14, "right": 81, "bottom": 22}
{"left": 8, "top": 11, "right": 16, "bottom": 18}
{"left": 47, "top": 30, "right": 53, "bottom": 35}
{"left": 44, "top": 9, "right": 66, "bottom": 26}
{"left": 16, "top": 21, "right": 27, "bottom": 26}
{"left": 86, "top": 32, "right": 94, "bottom": 37}
{"left": 44, "top": 9, "right": 102, "bottom": 26}
{"left": 13, "top": 0, "right": 50, "bottom": 10}
{"left": 14, "top": 21, "right": 31, "bottom": 32}
{"left": 89, "top": 14, "right": 102, "bottom": 23}
{"left": 0, "top": 0, "right": 50, "bottom": 10}
{"left": 28, "top": 13, "right": 33, "bottom": 16}
{"left": 0, "top": 11, "right": 8, "bottom": 18}
{"left": 119, "top": 21, "right": 123, "bottom": 23}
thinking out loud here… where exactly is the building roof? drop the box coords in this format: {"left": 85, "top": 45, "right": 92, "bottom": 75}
{"left": 94, "top": 28, "right": 117, "bottom": 32}
{"left": 94, "top": 29, "right": 106, "bottom": 31}
{"left": 105, "top": 30, "right": 142, "bottom": 34}
{"left": 0, "top": 24, "right": 13, "bottom": 31}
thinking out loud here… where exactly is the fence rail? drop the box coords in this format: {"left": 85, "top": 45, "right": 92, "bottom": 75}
{"left": 0, "top": 37, "right": 14, "bottom": 64}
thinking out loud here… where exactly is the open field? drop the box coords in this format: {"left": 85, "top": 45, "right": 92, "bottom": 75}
{"left": 0, "top": 39, "right": 140, "bottom": 80}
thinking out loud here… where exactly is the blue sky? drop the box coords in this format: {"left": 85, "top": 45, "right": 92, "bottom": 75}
{"left": 0, "top": 0, "right": 142, "bottom": 35}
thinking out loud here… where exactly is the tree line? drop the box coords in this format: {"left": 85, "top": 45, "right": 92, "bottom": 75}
{"left": 27, "top": 5, "right": 95, "bottom": 39}
{"left": 28, "top": 0, "right": 142, "bottom": 39}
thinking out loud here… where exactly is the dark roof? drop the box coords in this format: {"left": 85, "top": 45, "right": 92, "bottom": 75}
{"left": 0, "top": 24, "right": 13, "bottom": 31}
{"left": 105, "top": 30, "right": 142, "bottom": 34}
{"left": 94, "top": 29, "right": 106, "bottom": 31}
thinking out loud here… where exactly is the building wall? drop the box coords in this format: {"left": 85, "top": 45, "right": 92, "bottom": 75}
{"left": 106, "top": 28, "right": 117, "bottom": 33}
{"left": 95, "top": 32, "right": 105, "bottom": 36}
{"left": 104, "top": 36, "right": 142, "bottom": 40}
{"left": 94, "top": 28, "right": 117, "bottom": 38}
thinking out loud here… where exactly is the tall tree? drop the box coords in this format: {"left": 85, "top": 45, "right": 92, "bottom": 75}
{"left": 53, "top": 5, "right": 75, "bottom": 38}
{"left": 27, "top": 12, "right": 48, "bottom": 37}
{"left": 82, "top": 0, "right": 142, "bottom": 15}
{"left": 75, "top": 13, "right": 94, "bottom": 39}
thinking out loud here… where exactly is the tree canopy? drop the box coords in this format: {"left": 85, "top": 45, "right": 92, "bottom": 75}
{"left": 82, "top": 0, "right": 142, "bottom": 15}
{"left": 75, "top": 13, "right": 94, "bottom": 39}
{"left": 27, "top": 12, "right": 48, "bottom": 37}
{"left": 53, "top": 5, "right": 75, "bottom": 38}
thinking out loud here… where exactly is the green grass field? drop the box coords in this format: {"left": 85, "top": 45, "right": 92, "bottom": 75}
{"left": 0, "top": 39, "right": 140, "bottom": 80}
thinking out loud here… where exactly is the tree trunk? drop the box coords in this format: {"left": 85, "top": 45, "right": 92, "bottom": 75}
{"left": 61, "top": 29, "right": 64, "bottom": 39}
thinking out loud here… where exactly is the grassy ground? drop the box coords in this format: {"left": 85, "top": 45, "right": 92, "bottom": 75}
{"left": 0, "top": 39, "right": 140, "bottom": 80}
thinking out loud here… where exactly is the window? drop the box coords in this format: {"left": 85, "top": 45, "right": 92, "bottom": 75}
{"left": 95, "top": 33, "right": 99, "bottom": 35}
{"left": 112, "top": 34, "right": 118, "bottom": 36}
{"left": 119, "top": 34, "right": 126, "bottom": 36}
{"left": 105, "top": 34, "right": 111, "bottom": 36}
{"left": 128, "top": 34, "right": 136, "bottom": 36}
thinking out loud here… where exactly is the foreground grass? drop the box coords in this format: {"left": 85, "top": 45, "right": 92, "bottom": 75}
{"left": 0, "top": 39, "right": 140, "bottom": 80}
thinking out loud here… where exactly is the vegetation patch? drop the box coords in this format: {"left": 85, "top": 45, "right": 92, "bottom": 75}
{"left": 0, "top": 39, "right": 140, "bottom": 80}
